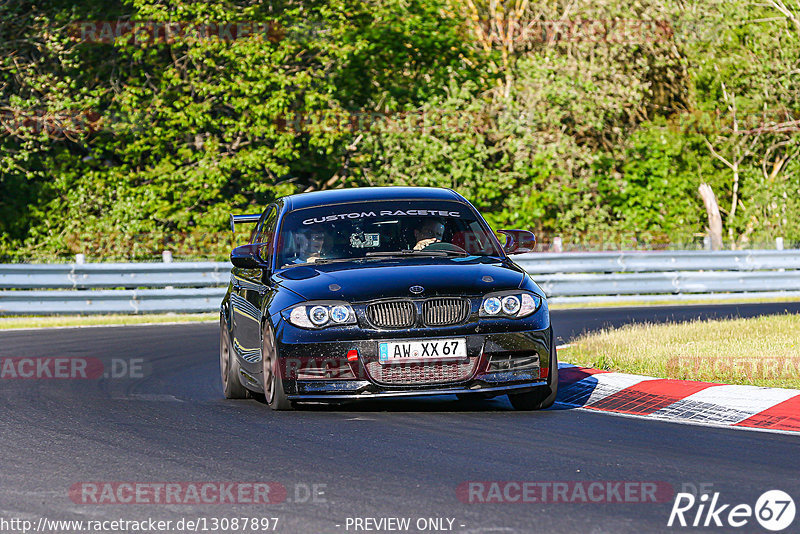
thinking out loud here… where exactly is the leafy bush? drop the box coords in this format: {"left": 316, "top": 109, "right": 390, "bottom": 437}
{"left": 1, "top": 0, "right": 798, "bottom": 259}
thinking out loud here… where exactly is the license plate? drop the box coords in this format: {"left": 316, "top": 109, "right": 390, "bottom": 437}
{"left": 378, "top": 338, "right": 467, "bottom": 364}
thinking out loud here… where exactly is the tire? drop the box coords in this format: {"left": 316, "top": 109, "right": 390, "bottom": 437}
{"left": 262, "top": 323, "right": 293, "bottom": 411}
{"left": 508, "top": 347, "right": 559, "bottom": 411}
{"left": 220, "top": 317, "right": 249, "bottom": 399}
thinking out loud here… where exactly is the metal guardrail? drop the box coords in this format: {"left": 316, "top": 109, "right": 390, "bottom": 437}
{"left": 513, "top": 250, "right": 800, "bottom": 274}
{"left": 0, "top": 288, "right": 227, "bottom": 315}
{"left": 0, "top": 262, "right": 230, "bottom": 315}
{"left": 1, "top": 250, "right": 799, "bottom": 314}
{"left": 538, "top": 271, "right": 800, "bottom": 296}
{"left": 514, "top": 250, "right": 800, "bottom": 303}
{"left": 0, "top": 262, "right": 229, "bottom": 289}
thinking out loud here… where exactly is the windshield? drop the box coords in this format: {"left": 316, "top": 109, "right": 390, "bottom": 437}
{"left": 276, "top": 200, "right": 501, "bottom": 268}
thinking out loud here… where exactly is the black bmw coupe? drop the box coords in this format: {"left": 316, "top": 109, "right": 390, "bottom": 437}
{"left": 220, "top": 186, "right": 557, "bottom": 410}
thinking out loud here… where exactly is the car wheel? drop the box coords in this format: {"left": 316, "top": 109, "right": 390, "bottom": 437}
{"left": 262, "top": 323, "right": 293, "bottom": 411}
{"left": 220, "top": 317, "right": 249, "bottom": 399}
{"left": 508, "top": 349, "right": 559, "bottom": 411}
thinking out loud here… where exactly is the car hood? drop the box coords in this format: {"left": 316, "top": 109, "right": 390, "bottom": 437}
{"left": 274, "top": 257, "right": 526, "bottom": 302}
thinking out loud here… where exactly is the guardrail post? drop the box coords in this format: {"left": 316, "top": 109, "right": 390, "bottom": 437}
{"left": 776, "top": 237, "right": 784, "bottom": 251}
{"left": 551, "top": 236, "right": 563, "bottom": 253}
{"left": 162, "top": 250, "right": 174, "bottom": 289}
{"left": 75, "top": 254, "right": 85, "bottom": 264}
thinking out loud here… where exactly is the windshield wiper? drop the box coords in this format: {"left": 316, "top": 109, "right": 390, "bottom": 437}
{"left": 365, "top": 249, "right": 468, "bottom": 258}
{"left": 282, "top": 257, "right": 373, "bottom": 268}
{"left": 312, "top": 257, "right": 376, "bottom": 264}
{"left": 283, "top": 250, "right": 470, "bottom": 268}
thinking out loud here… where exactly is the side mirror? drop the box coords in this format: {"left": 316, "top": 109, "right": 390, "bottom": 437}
{"left": 230, "top": 244, "right": 266, "bottom": 269}
{"left": 497, "top": 230, "right": 536, "bottom": 255}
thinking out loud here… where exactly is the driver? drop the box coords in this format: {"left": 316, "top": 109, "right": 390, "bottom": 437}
{"left": 292, "top": 227, "right": 328, "bottom": 263}
{"left": 413, "top": 219, "right": 445, "bottom": 250}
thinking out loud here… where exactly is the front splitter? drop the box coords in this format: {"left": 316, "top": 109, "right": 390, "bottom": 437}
{"left": 287, "top": 381, "right": 547, "bottom": 401}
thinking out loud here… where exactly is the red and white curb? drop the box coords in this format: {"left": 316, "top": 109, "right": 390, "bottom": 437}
{"left": 555, "top": 363, "right": 800, "bottom": 434}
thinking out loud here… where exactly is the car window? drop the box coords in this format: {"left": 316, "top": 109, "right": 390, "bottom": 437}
{"left": 253, "top": 205, "right": 278, "bottom": 252}
{"left": 276, "top": 200, "right": 501, "bottom": 267}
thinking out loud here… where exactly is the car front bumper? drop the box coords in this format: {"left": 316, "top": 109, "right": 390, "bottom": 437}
{"left": 274, "top": 318, "right": 554, "bottom": 401}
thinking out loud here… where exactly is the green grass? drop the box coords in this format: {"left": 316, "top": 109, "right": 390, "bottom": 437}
{"left": 548, "top": 295, "right": 800, "bottom": 309}
{"left": 0, "top": 313, "right": 217, "bottom": 330}
{"left": 559, "top": 314, "right": 800, "bottom": 389}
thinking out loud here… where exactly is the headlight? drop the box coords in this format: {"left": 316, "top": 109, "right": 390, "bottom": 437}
{"left": 483, "top": 297, "right": 502, "bottom": 315}
{"left": 519, "top": 293, "right": 539, "bottom": 316}
{"left": 501, "top": 295, "right": 520, "bottom": 315}
{"left": 480, "top": 292, "right": 541, "bottom": 318}
{"left": 282, "top": 302, "right": 357, "bottom": 329}
{"left": 330, "top": 305, "right": 350, "bottom": 323}
{"left": 309, "top": 306, "right": 329, "bottom": 326}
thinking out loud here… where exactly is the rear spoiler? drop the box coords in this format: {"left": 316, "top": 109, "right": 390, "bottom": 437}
{"left": 229, "top": 213, "right": 261, "bottom": 233}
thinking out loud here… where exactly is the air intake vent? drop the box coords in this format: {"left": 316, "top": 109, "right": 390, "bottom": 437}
{"left": 365, "top": 358, "right": 478, "bottom": 385}
{"left": 487, "top": 351, "right": 539, "bottom": 372}
{"left": 367, "top": 300, "right": 416, "bottom": 328}
{"left": 422, "top": 298, "right": 470, "bottom": 326}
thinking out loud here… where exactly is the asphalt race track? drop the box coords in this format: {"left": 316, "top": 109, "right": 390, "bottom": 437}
{"left": 1, "top": 303, "right": 799, "bottom": 534}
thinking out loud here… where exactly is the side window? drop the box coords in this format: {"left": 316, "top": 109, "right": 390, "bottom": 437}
{"left": 253, "top": 206, "right": 278, "bottom": 251}
{"left": 453, "top": 221, "right": 491, "bottom": 254}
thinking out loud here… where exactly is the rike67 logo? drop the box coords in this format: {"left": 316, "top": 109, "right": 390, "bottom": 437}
{"left": 668, "top": 490, "right": 796, "bottom": 531}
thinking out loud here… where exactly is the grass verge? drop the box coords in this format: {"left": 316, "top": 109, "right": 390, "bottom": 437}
{"left": 558, "top": 314, "right": 800, "bottom": 389}
{"left": 0, "top": 313, "right": 217, "bottom": 330}
{"left": 548, "top": 295, "right": 800, "bottom": 309}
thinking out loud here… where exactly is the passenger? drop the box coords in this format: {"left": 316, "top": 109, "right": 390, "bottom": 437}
{"left": 292, "top": 227, "right": 328, "bottom": 263}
